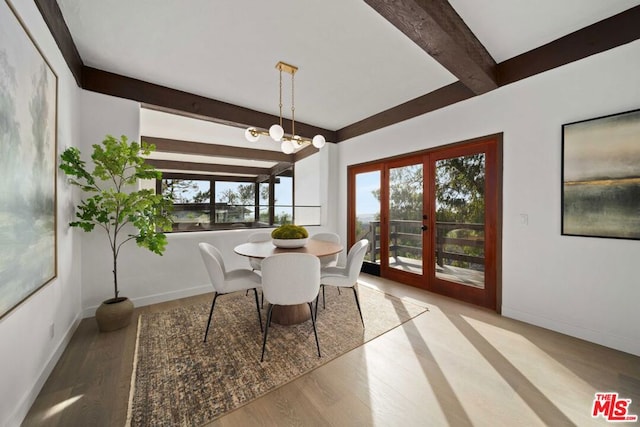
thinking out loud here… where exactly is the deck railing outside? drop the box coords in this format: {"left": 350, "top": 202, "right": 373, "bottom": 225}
{"left": 357, "top": 219, "right": 484, "bottom": 271}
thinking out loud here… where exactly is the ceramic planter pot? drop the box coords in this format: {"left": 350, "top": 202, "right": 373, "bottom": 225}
{"left": 95, "top": 297, "right": 134, "bottom": 332}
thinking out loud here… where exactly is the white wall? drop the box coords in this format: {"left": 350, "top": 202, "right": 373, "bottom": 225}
{"left": 337, "top": 40, "right": 640, "bottom": 356}
{"left": 0, "top": 1, "right": 83, "bottom": 426}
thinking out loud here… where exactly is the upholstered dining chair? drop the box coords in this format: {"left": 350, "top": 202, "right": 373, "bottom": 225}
{"left": 319, "top": 239, "right": 369, "bottom": 327}
{"left": 246, "top": 231, "right": 272, "bottom": 272}
{"left": 260, "top": 253, "right": 321, "bottom": 362}
{"left": 198, "top": 242, "right": 263, "bottom": 343}
{"left": 310, "top": 232, "right": 341, "bottom": 268}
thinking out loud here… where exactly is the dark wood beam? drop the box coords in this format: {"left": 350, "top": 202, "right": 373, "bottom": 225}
{"left": 34, "top": 0, "right": 83, "bottom": 85}
{"left": 83, "top": 67, "right": 336, "bottom": 141}
{"left": 37, "top": 1, "right": 640, "bottom": 146}
{"left": 497, "top": 6, "right": 640, "bottom": 86}
{"left": 337, "top": 82, "right": 474, "bottom": 141}
{"left": 293, "top": 145, "right": 320, "bottom": 162}
{"left": 364, "top": 0, "right": 497, "bottom": 95}
{"left": 141, "top": 136, "right": 292, "bottom": 163}
{"left": 145, "top": 159, "right": 271, "bottom": 176}
{"left": 270, "top": 162, "right": 293, "bottom": 176}
{"left": 159, "top": 172, "right": 257, "bottom": 183}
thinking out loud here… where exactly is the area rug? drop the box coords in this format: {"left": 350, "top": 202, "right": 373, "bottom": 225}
{"left": 126, "top": 284, "right": 427, "bottom": 426}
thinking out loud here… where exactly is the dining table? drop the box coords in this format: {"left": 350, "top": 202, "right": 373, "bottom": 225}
{"left": 234, "top": 239, "right": 343, "bottom": 325}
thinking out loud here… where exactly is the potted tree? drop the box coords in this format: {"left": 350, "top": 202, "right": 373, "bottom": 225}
{"left": 60, "top": 135, "right": 173, "bottom": 332}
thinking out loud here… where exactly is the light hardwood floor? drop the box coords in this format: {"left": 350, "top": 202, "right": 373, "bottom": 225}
{"left": 24, "top": 274, "right": 640, "bottom": 426}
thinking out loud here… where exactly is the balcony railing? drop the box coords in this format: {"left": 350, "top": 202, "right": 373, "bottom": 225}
{"left": 357, "top": 219, "right": 484, "bottom": 270}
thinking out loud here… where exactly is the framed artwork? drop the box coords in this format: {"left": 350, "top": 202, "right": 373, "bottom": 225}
{"left": 562, "top": 108, "right": 640, "bottom": 240}
{"left": 0, "top": 0, "right": 57, "bottom": 319}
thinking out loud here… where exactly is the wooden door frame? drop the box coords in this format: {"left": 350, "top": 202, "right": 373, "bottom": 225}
{"left": 347, "top": 133, "right": 503, "bottom": 312}
{"left": 428, "top": 136, "right": 501, "bottom": 310}
{"left": 381, "top": 154, "right": 430, "bottom": 288}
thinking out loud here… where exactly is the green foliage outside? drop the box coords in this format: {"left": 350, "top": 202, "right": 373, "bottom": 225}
{"left": 59, "top": 135, "right": 173, "bottom": 299}
{"left": 369, "top": 154, "right": 486, "bottom": 268}
{"left": 162, "top": 178, "right": 294, "bottom": 227}
{"left": 271, "top": 224, "right": 308, "bottom": 239}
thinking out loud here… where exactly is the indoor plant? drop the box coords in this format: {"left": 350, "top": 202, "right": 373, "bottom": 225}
{"left": 60, "top": 135, "right": 173, "bottom": 331}
{"left": 271, "top": 224, "right": 309, "bottom": 248}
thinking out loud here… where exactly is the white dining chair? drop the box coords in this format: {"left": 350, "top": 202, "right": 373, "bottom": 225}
{"left": 260, "top": 253, "right": 321, "bottom": 362}
{"left": 319, "top": 239, "right": 369, "bottom": 327}
{"left": 310, "top": 232, "right": 341, "bottom": 268}
{"left": 247, "top": 231, "right": 272, "bottom": 271}
{"left": 198, "top": 242, "right": 263, "bottom": 343}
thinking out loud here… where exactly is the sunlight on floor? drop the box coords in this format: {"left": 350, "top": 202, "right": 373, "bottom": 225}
{"left": 41, "top": 394, "right": 83, "bottom": 421}
{"left": 462, "top": 315, "right": 600, "bottom": 425}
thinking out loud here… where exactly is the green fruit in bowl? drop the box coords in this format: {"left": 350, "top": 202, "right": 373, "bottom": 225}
{"left": 271, "top": 224, "right": 309, "bottom": 239}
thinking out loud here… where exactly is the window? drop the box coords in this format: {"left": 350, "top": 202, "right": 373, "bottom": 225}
{"left": 157, "top": 167, "right": 297, "bottom": 232}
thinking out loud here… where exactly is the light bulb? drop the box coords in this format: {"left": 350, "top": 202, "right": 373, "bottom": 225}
{"left": 269, "top": 124, "right": 284, "bottom": 142}
{"left": 244, "top": 128, "right": 260, "bottom": 142}
{"left": 281, "top": 140, "right": 295, "bottom": 154}
{"left": 312, "top": 134, "right": 326, "bottom": 149}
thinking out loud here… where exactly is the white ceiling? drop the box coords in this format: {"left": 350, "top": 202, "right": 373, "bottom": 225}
{"left": 58, "top": 0, "right": 640, "bottom": 139}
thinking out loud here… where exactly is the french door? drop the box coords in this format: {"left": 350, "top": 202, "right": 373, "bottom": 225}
{"left": 348, "top": 135, "right": 501, "bottom": 310}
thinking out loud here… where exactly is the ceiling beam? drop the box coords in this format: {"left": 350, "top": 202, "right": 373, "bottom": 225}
{"left": 145, "top": 159, "right": 272, "bottom": 176}
{"left": 160, "top": 172, "right": 258, "bottom": 183}
{"left": 497, "top": 5, "right": 640, "bottom": 86}
{"left": 37, "top": 2, "right": 640, "bottom": 145}
{"left": 337, "top": 82, "right": 474, "bottom": 141}
{"left": 141, "top": 136, "right": 292, "bottom": 163}
{"left": 83, "top": 67, "right": 337, "bottom": 141}
{"left": 364, "top": 0, "right": 497, "bottom": 95}
{"left": 34, "top": 0, "right": 83, "bottom": 86}
{"left": 293, "top": 145, "right": 320, "bottom": 162}
{"left": 335, "top": 6, "right": 640, "bottom": 142}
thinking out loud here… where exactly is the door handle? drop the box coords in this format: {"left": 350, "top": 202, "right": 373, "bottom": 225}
{"left": 421, "top": 225, "right": 428, "bottom": 231}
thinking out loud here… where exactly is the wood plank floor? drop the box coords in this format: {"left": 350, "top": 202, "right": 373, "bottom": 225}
{"left": 23, "top": 274, "right": 640, "bottom": 426}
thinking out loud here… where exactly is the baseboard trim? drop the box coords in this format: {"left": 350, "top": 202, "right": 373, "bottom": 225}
{"left": 502, "top": 306, "right": 639, "bottom": 357}
{"left": 81, "top": 285, "right": 211, "bottom": 318}
{"left": 10, "top": 312, "right": 82, "bottom": 427}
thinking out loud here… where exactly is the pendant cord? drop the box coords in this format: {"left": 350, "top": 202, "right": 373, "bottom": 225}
{"left": 278, "top": 68, "right": 283, "bottom": 128}
{"left": 291, "top": 71, "right": 295, "bottom": 137}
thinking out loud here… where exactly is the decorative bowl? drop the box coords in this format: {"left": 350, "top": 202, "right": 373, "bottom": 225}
{"left": 272, "top": 238, "right": 308, "bottom": 248}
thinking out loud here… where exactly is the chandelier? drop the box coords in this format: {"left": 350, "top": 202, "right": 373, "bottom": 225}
{"left": 244, "top": 61, "right": 326, "bottom": 154}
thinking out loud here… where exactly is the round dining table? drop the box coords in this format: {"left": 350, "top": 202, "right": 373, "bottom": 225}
{"left": 234, "top": 239, "right": 343, "bottom": 325}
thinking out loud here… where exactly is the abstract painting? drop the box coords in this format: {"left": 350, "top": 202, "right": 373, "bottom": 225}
{"left": 0, "top": 0, "right": 57, "bottom": 318}
{"left": 562, "top": 109, "right": 640, "bottom": 239}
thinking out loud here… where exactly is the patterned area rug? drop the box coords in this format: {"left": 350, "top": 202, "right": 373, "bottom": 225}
{"left": 126, "top": 284, "right": 427, "bottom": 426}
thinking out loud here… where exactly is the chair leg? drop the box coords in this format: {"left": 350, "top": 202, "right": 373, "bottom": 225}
{"left": 322, "top": 285, "right": 326, "bottom": 309}
{"left": 261, "top": 304, "right": 275, "bottom": 362}
{"left": 314, "top": 294, "right": 319, "bottom": 322}
{"left": 253, "top": 288, "right": 263, "bottom": 332}
{"left": 308, "top": 302, "right": 321, "bottom": 358}
{"left": 352, "top": 286, "right": 365, "bottom": 328}
{"left": 204, "top": 292, "right": 220, "bottom": 342}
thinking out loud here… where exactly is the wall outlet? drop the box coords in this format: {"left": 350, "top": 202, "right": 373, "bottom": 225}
{"left": 49, "top": 323, "right": 54, "bottom": 339}
{"left": 519, "top": 213, "right": 529, "bottom": 226}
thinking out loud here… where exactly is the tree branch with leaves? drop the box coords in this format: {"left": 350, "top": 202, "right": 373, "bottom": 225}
{"left": 59, "top": 135, "right": 173, "bottom": 301}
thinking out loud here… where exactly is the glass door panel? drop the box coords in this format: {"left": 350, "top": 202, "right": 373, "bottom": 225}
{"left": 348, "top": 135, "right": 499, "bottom": 310}
{"left": 434, "top": 153, "right": 486, "bottom": 288}
{"left": 355, "top": 170, "right": 381, "bottom": 265}
{"left": 388, "top": 163, "right": 423, "bottom": 275}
